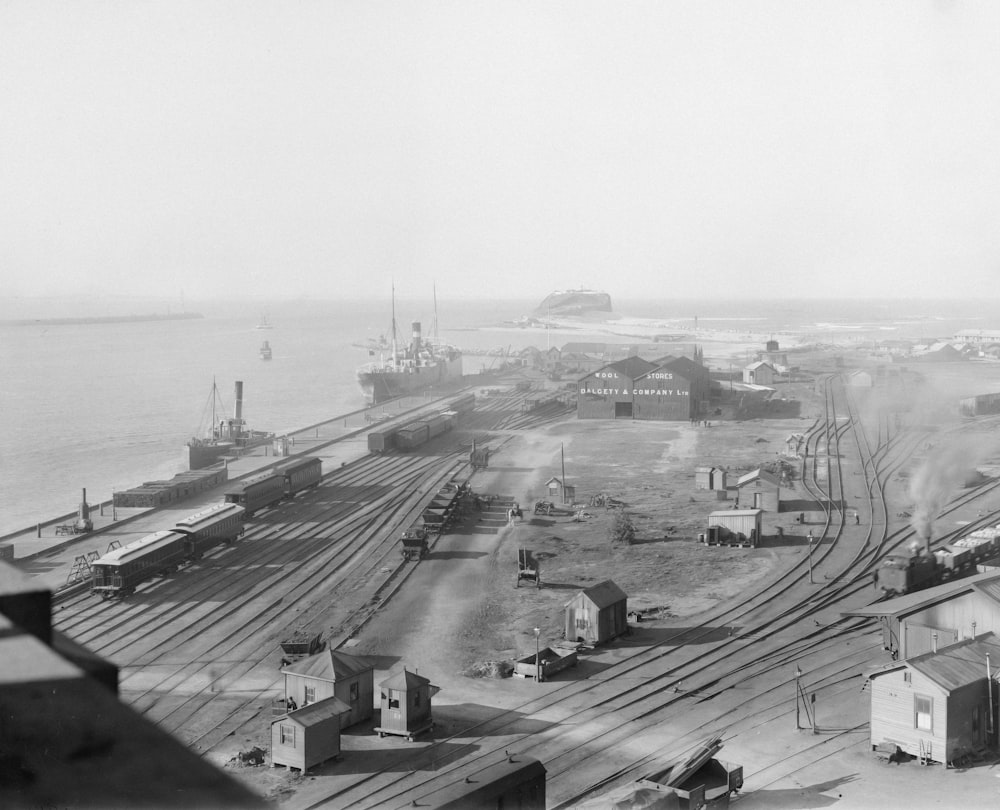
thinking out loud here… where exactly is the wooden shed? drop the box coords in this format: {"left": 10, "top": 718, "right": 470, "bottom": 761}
{"left": 270, "top": 696, "right": 350, "bottom": 772}
{"left": 564, "top": 580, "right": 628, "bottom": 645}
{"left": 281, "top": 650, "right": 375, "bottom": 729}
{"left": 743, "top": 361, "right": 776, "bottom": 386}
{"left": 735, "top": 468, "right": 781, "bottom": 512}
{"left": 374, "top": 668, "right": 436, "bottom": 741}
{"left": 707, "top": 509, "right": 763, "bottom": 547}
{"left": 695, "top": 467, "right": 715, "bottom": 490}
{"left": 867, "top": 634, "right": 1000, "bottom": 765}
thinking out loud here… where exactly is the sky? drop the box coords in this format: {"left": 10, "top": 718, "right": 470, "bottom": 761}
{"left": 2, "top": 1, "right": 1000, "bottom": 303}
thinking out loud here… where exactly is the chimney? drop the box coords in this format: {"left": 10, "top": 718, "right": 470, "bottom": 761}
{"left": 234, "top": 381, "right": 244, "bottom": 422}
{"left": 79, "top": 488, "right": 89, "bottom": 523}
{"left": 411, "top": 322, "right": 422, "bottom": 355}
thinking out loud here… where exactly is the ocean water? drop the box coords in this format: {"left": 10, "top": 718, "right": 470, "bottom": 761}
{"left": 0, "top": 295, "right": 988, "bottom": 536}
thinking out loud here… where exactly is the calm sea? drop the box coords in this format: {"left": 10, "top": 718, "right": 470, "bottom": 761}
{"left": 0, "top": 296, "right": 988, "bottom": 536}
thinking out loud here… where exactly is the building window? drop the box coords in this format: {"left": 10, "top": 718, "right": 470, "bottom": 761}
{"left": 304, "top": 685, "right": 315, "bottom": 704}
{"left": 280, "top": 724, "right": 295, "bottom": 746}
{"left": 388, "top": 693, "right": 400, "bottom": 709}
{"left": 350, "top": 681, "right": 359, "bottom": 703}
{"left": 915, "top": 695, "right": 933, "bottom": 731}
{"left": 413, "top": 691, "right": 421, "bottom": 707}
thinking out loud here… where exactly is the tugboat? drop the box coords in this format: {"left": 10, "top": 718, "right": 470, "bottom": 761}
{"left": 260, "top": 340, "right": 272, "bottom": 360}
{"left": 184, "top": 380, "right": 274, "bottom": 470}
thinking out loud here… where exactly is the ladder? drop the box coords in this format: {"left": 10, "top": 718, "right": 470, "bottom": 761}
{"left": 918, "top": 739, "right": 932, "bottom": 766}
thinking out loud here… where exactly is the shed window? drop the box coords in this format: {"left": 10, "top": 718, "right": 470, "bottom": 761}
{"left": 388, "top": 691, "right": 400, "bottom": 709}
{"left": 304, "top": 686, "right": 315, "bottom": 704}
{"left": 915, "top": 695, "right": 933, "bottom": 731}
{"left": 280, "top": 724, "right": 295, "bottom": 746}
{"left": 350, "top": 681, "right": 359, "bottom": 703}
{"left": 413, "top": 692, "right": 421, "bottom": 707}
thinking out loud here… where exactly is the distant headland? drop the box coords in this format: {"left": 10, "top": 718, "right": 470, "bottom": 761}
{"left": 0, "top": 312, "right": 205, "bottom": 327}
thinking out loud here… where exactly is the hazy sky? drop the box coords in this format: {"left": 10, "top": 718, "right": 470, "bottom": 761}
{"left": 3, "top": 1, "right": 999, "bottom": 302}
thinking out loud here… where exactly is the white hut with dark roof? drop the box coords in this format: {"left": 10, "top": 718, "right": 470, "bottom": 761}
{"left": 374, "top": 668, "right": 437, "bottom": 741}
{"left": 281, "top": 650, "right": 375, "bottom": 728}
{"left": 270, "top": 696, "right": 350, "bottom": 772}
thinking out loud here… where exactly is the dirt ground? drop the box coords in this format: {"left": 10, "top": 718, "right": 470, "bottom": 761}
{"left": 225, "top": 353, "right": 1000, "bottom": 808}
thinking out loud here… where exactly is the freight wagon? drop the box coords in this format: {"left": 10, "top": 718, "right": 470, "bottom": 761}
{"left": 396, "top": 422, "right": 431, "bottom": 451}
{"left": 223, "top": 470, "right": 286, "bottom": 517}
{"left": 91, "top": 530, "right": 189, "bottom": 599}
{"left": 278, "top": 456, "right": 323, "bottom": 496}
{"left": 446, "top": 392, "right": 476, "bottom": 416}
{"left": 368, "top": 428, "right": 396, "bottom": 454}
{"left": 172, "top": 503, "right": 245, "bottom": 558}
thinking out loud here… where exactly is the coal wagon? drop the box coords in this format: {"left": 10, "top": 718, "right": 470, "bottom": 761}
{"left": 400, "top": 527, "right": 429, "bottom": 561}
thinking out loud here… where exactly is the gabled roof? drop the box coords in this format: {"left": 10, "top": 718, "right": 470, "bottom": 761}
{"left": 380, "top": 668, "right": 431, "bottom": 690}
{"left": 745, "top": 361, "right": 775, "bottom": 372}
{"left": 656, "top": 355, "right": 708, "bottom": 379}
{"left": 606, "top": 356, "right": 659, "bottom": 380}
{"left": 279, "top": 696, "right": 351, "bottom": 728}
{"left": 843, "top": 570, "right": 1000, "bottom": 619}
{"left": 568, "top": 579, "right": 627, "bottom": 609}
{"left": 281, "top": 650, "right": 375, "bottom": 682}
{"left": 907, "top": 634, "right": 1000, "bottom": 693}
{"left": 735, "top": 468, "right": 781, "bottom": 488}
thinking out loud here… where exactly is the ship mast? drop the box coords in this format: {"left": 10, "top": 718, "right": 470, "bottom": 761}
{"left": 390, "top": 280, "right": 399, "bottom": 370}
{"left": 432, "top": 282, "right": 439, "bottom": 342}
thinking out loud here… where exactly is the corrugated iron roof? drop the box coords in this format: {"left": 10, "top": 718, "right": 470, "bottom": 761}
{"left": 281, "top": 650, "right": 375, "bottom": 682}
{"left": 606, "top": 357, "right": 659, "bottom": 380}
{"left": 735, "top": 468, "right": 781, "bottom": 488}
{"left": 842, "top": 570, "right": 1000, "bottom": 619}
{"left": 656, "top": 355, "right": 709, "bottom": 380}
{"left": 972, "top": 578, "right": 1000, "bottom": 605}
{"left": 709, "top": 509, "right": 763, "bottom": 518}
{"left": 908, "top": 633, "right": 1000, "bottom": 692}
{"left": 281, "top": 696, "right": 351, "bottom": 728}
{"left": 380, "top": 668, "right": 430, "bottom": 690}
{"left": 567, "top": 579, "right": 627, "bottom": 609}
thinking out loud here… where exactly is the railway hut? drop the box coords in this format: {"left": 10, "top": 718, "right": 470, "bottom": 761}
{"left": 368, "top": 427, "right": 397, "bottom": 453}
{"left": 396, "top": 422, "right": 430, "bottom": 451}
{"left": 845, "top": 570, "right": 1000, "bottom": 660}
{"left": 91, "top": 531, "right": 189, "bottom": 599}
{"left": 734, "top": 468, "right": 781, "bottom": 512}
{"left": 172, "top": 503, "right": 245, "bottom": 558}
{"left": 706, "top": 509, "right": 763, "bottom": 547}
{"left": 695, "top": 467, "right": 715, "bottom": 490}
{"left": 374, "top": 668, "right": 437, "bottom": 741}
{"left": 270, "top": 696, "right": 350, "bottom": 773}
{"left": 866, "top": 633, "right": 1000, "bottom": 766}
{"left": 281, "top": 650, "right": 375, "bottom": 729}
{"left": 564, "top": 580, "right": 628, "bottom": 645}
{"left": 279, "top": 456, "right": 323, "bottom": 496}
{"left": 223, "top": 470, "right": 285, "bottom": 517}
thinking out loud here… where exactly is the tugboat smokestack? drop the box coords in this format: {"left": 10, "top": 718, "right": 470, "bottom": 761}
{"left": 411, "top": 322, "right": 421, "bottom": 355}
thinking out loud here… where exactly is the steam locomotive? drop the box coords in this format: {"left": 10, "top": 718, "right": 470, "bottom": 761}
{"left": 875, "top": 526, "right": 1000, "bottom": 596}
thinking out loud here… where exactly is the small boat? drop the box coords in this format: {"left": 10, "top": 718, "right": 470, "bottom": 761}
{"left": 255, "top": 313, "right": 273, "bottom": 330}
{"left": 260, "top": 340, "right": 272, "bottom": 360}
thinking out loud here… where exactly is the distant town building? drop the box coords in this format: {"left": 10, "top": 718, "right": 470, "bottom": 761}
{"left": 743, "top": 361, "right": 776, "bottom": 385}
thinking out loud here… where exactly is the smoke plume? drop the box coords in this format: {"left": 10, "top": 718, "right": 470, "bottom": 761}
{"left": 909, "top": 436, "right": 986, "bottom": 543}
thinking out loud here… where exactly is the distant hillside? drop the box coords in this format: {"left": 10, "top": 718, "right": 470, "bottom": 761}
{"left": 1, "top": 312, "right": 204, "bottom": 326}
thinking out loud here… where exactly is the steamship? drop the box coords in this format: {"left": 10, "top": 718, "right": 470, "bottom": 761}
{"left": 185, "top": 380, "right": 274, "bottom": 470}
{"left": 356, "top": 320, "right": 463, "bottom": 405}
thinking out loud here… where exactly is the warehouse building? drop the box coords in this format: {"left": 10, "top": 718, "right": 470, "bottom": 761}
{"left": 577, "top": 355, "right": 702, "bottom": 421}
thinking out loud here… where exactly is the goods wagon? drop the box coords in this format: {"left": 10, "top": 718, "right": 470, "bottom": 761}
{"left": 396, "top": 423, "right": 430, "bottom": 451}
{"left": 91, "top": 530, "right": 189, "bottom": 599}
{"left": 412, "top": 755, "right": 545, "bottom": 809}
{"left": 368, "top": 428, "right": 396, "bottom": 454}
{"left": 422, "top": 413, "right": 453, "bottom": 439}
{"left": 223, "top": 470, "right": 285, "bottom": 517}
{"left": 447, "top": 392, "right": 476, "bottom": 416}
{"left": 278, "top": 456, "right": 323, "bottom": 496}
{"left": 172, "top": 503, "right": 245, "bottom": 558}
{"left": 877, "top": 527, "right": 1000, "bottom": 595}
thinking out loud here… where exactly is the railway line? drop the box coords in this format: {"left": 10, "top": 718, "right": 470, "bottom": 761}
{"left": 43, "top": 375, "right": 1000, "bottom": 807}
{"left": 291, "top": 374, "right": 1000, "bottom": 808}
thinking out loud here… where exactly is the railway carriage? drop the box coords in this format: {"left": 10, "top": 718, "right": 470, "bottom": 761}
{"left": 396, "top": 422, "right": 430, "bottom": 450}
{"left": 278, "top": 456, "right": 323, "bottom": 496}
{"left": 368, "top": 428, "right": 397, "bottom": 453}
{"left": 172, "top": 503, "right": 245, "bottom": 558}
{"left": 223, "top": 470, "right": 285, "bottom": 517}
{"left": 91, "top": 530, "right": 189, "bottom": 599}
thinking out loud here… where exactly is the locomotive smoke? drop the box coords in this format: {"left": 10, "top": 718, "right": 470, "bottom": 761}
{"left": 909, "top": 436, "right": 986, "bottom": 550}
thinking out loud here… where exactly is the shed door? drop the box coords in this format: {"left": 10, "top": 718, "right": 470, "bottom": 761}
{"left": 614, "top": 401, "right": 633, "bottom": 418}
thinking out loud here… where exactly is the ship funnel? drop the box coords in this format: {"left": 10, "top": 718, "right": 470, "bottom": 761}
{"left": 234, "top": 381, "right": 244, "bottom": 421}
{"left": 411, "top": 322, "right": 422, "bottom": 354}
{"left": 79, "top": 488, "right": 89, "bottom": 522}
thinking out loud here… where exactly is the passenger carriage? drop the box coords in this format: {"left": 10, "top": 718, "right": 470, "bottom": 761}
{"left": 91, "top": 530, "right": 188, "bottom": 599}
{"left": 172, "top": 503, "right": 245, "bottom": 558}
{"left": 278, "top": 456, "right": 323, "bottom": 497}
{"left": 223, "top": 470, "right": 285, "bottom": 517}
